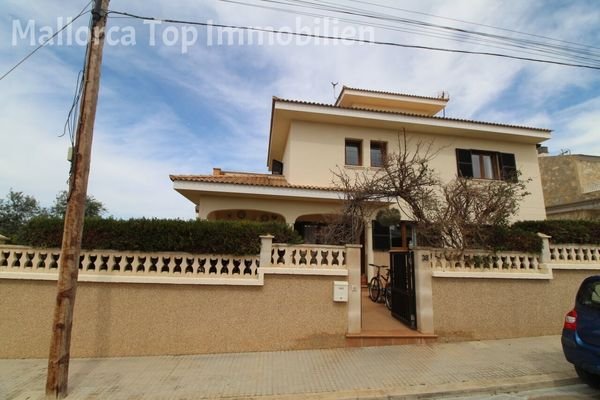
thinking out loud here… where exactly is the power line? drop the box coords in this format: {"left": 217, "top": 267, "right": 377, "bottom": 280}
{"left": 108, "top": 10, "right": 600, "bottom": 70}
{"left": 249, "top": 0, "right": 600, "bottom": 62}
{"left": 345, "top": 0, "right": 600, "bottom": 51}
{"left": 283, "top": 0, "right": 598, "bottom": 55}
{"left": 220, "top": 0, "right": 600, "bottom": 65}
{"left": 0, "top": 1, "right": 92, "bottom": 82}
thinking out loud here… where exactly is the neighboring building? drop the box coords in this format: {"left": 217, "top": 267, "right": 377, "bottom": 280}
{"left": 539, "top": 154, "right": 600, "bottom": 220}
{"left": 171, "top": 86, "right": 550, "bottom": 277}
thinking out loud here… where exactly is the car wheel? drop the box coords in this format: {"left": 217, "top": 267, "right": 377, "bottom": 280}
{"left": 575, "top": 366, "right": 600, "bottom": 389}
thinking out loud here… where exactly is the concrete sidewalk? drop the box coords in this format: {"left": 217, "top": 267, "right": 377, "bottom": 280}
{"left": 1, "top": 336, "right": 581, "bottom": 400}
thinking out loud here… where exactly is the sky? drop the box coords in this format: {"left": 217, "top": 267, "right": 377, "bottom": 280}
{"left": 1, "top": 0, "right": 599, "bottom": 219}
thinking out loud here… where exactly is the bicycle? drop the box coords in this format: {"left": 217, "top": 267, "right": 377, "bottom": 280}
{"left": 368, "top": 263, "right": 392, "bottom": 310}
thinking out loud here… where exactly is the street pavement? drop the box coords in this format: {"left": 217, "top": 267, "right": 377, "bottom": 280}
{"left": 444, "top": 384, "right": 600, "bottom": 399}
{"left": 1, "top": 335, "right": 593, "bottom": 399}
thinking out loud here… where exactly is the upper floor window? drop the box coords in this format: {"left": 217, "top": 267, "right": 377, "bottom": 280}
{"left": 456, "top": 149, "right": 517, "bottom": 181}
{"left": 370, "top": 141, "right": 387, "bottom": 167}
{"left": 345, "top": 139, "right": 362, "bottom": 166}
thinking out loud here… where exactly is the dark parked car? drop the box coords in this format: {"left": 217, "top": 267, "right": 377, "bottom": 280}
{"left": 562, "top": 275, "right": 600, "bottom": 388}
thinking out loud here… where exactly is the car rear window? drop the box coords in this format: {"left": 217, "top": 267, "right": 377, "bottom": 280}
{"left": 577, "top": 280, "right": 600, "bottom": 308}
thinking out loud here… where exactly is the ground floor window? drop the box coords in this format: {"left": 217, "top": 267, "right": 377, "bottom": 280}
{"left": 294, "top": 221, "right": 328, "bottom": 244}
{"left": 372, "top": 220, "right": 416, "bottom": 250}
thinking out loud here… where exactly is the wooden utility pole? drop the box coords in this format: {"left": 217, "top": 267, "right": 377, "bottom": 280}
{"left": 46, "top": 0, "right": 110, "bottom": 398}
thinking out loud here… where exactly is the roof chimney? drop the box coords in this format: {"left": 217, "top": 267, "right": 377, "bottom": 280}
{"left": 536, "top": 145, "right": 549, "bottom": 156}
{"left": 213, "top": 168, "right": 222, "bottom": 176}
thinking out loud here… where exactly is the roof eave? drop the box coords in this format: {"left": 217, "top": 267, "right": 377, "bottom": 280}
{"left": 267, "top": 96, "right": 278, "bottom": 170}
{"left": 273, "top": 99, "right": 551, "bottom": 140}
{"left": 336, "top": 86, "right": 450, "bottom": 106}
{"left": 173, "top": 179, "right": 344, "bottom": 202}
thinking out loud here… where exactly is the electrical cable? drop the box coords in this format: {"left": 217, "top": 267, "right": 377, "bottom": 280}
{"left": 345, "top": 0, "right": 600, "bottom": 51}
{"left": 0, "top": 1, "right": 93, "bottom": 82}
{"left": 107, "top": 10, "right": 600, "bottom": 70}
{"left": 63, "top": 6, "right": 95, "bottom": 147}
{"left": 60, "top": 69, "right": 84, "bottom": 145}
{"left": 220, "top": 0, "right": 600, "bottom": 65}
{"left": 240, "top": 0, "right": 600, "bottom": 66}
{"left": 252, "top": 0, "right": 600, "bottom": 62}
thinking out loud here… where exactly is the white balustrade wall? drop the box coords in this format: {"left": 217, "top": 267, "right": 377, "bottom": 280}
{"left": 424, "top": 248, "right": 550, "bottom": 279}
{"left": 271, "top": 244, "right": 346, "bottom": 267}
{"left": 3, "top": 237, "right": 598, "bottom": 284}
{"left": 549, "top": 244, "right": 600, "bottom": 263}
{"left": 423, "top": 236, "right": 600, "bottom": 279}
{"left": 0, "top": 237, "right": 350, "bottom": 285}
{"left": 547, "top": 243, "right": 600, "bottom": 271}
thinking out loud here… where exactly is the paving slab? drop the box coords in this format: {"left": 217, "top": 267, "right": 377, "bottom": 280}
{"left": 0, "top": 335, "right": 581, "bottom": 399}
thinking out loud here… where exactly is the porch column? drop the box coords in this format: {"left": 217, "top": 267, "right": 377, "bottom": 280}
{"left": 346, "top": 244, "right": 362, "bottom": 334}
{"left": 195, "top": 200, "right": 210, "bottom": 220}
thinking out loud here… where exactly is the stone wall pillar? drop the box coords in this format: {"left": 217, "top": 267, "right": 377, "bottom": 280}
{"left": 259, "top": 235, "right": 274, "bottom": 268}
{"left": 538, "top": 233, "right": 552, "bottom": 264}
{"left": 414, "top": 248, "right": 434, "bottom": 334}
{"left": 345, "top": 244, "right": 362, "bottom": 334}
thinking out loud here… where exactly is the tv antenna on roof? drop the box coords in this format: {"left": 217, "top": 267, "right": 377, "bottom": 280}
{"left": 331, "top": 82, "right": 339, "bottom": 101}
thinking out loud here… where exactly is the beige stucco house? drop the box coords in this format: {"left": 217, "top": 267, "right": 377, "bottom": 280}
{"left": 538, "top": 154, "right": 600, "bottom": 220}
{"left": 171, "top": 87, "right": 550, "bottom": 277}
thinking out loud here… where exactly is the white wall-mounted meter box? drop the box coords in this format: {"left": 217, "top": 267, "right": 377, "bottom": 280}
{"left": 333, "top": 281, "right": 348, "bottom": 302}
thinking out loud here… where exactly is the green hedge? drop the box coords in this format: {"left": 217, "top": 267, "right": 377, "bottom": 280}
{"left": 417, "top": 224, "right": 543, "bottom": 253}
{"left": 16, "top": 217, "right": 301, "bottom": 255}
{"left": 481, "top": 226, "right": 543, "bottom": 253}
{"left": 513, "top": 220, "right": 600, "bottom": 244}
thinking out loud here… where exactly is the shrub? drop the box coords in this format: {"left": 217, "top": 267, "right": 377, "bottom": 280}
{"left": 513, "top": 220, "right": 600, "bottom": 244}
{"left": 417, "top": 223, "right": 542, "bottom": 253}
{"left": 16, "top": 217, "right": 301, "bottom": 255}
{"left": 482, "top": 226, "right": 543, "bottom": 253}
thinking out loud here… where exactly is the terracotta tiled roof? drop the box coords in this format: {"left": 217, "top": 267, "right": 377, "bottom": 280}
{"left": 170, "top": 173, "right": 338, "bottom": 191}
{"left": 275, "top": 97, "right": 552, "bottom": 133}
{"left": 337, "top": 86, "right": 449, "bottom": 103}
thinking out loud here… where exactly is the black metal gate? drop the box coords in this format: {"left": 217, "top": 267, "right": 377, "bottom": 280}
{"left": 390, "top": 250, "right": 417, "bottom": 329}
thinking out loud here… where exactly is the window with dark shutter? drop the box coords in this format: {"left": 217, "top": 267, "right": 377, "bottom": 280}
{"left": 499, "top": 153, "right": 517, "bottom": 182}
{"left": 456, "top": 148, "right": 517, "bottom": 181}
{"left": 456, "top": 149, "right": 473, "bottom": 178}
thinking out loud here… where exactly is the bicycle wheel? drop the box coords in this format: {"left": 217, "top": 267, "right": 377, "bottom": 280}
{"left": 368, "top": 277, "right": 380, "bottom": 302}
{"left": 384, "top": 285, "right": 392, "bottom": 310}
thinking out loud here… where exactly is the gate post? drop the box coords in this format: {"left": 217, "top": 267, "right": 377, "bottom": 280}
{"left": 259, "top": 235, "right": 274, "bottom": 268}
{"left": 537, "top": 233, "right": 552, "bottom": 264}
{"left": 345, "top": 244, "right": 362, "bottom": 334}
{"left": 414, "top": 248, "right": 435, "bottom": 334}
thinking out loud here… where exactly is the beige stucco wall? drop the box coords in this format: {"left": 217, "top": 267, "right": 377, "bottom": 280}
{"left": 284, "top": 121, "right": 546, "bottom": 221}
{"left": 432, "top": 270, "right": 593, "bottom": 341}
{"left": 282, "top": 132, "right": 292, "bottom": 177}
{"left": 0, "top": 275, "right": 347, "bottom": 359}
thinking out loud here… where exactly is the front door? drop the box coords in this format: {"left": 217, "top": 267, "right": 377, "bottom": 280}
{"left": 390, "top": 250, "right": 417, "bottom": 329}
